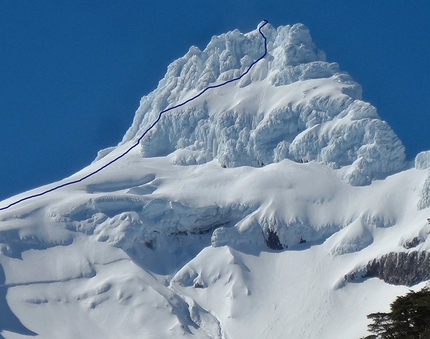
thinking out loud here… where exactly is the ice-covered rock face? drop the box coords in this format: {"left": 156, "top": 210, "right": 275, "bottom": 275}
{"left": 102, "top": 22, "right": 406, "bottom": 186}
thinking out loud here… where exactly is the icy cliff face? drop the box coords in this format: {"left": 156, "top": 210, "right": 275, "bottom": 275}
{"left": 100, "top": 22, "right": 406, "bottom": 186}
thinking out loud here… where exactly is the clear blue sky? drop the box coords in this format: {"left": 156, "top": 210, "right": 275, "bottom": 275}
{"left": 0, "top": 1, "right": 429, "bottom": 201}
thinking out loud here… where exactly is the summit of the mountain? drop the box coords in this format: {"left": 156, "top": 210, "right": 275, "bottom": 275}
{"left": 98, "top": 22, "right": 406, "bottom": 186}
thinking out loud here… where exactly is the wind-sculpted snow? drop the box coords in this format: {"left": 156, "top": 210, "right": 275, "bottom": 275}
{"left": 100, "top": 22, "right": 406, "bottom": 186}
{"left": 415, "top": 151, "right": 430, "bottom": 170}
{"left": 418, "top": 173, "right": 430, "bottom": 210}
{"left": 0, "top": 22, "right": 429, "bottom": 339}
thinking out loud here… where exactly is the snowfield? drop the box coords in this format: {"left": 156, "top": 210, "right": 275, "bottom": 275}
{"left": 0, "top": 21, "right": 429, "bottom": 338}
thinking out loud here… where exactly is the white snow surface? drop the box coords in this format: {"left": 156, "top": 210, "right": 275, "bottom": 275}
{"left": 415, "top": 150, "right": 430, "bottom": 170}
{"left": 99, "top": 21, "right": 406, "bottom": 186}
{"left": 0, "top": 22, "right": 428, "bottom": 339}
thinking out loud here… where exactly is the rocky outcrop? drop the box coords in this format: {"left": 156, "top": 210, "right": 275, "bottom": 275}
{"left": 264, "top": 228, "right": 284, "bottom": 250}
{"left": 364, "top": 251, "right": 430, "bottom": 286}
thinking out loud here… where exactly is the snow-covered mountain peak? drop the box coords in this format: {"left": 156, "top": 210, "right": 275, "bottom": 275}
{"left": 0, "top": 22, "right": 426, "bottom": 339}
{"left": 116, "top": 22, "right": 327, "bottom": 144}
{"left": 99, "top": 22, "right": 405, "bottom": 186}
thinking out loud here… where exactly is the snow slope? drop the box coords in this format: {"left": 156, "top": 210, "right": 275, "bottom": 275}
{"left": 0, "top": 22, "right": 428, "bottom": 339}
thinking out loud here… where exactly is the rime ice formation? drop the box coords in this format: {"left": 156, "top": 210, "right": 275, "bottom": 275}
{"left": 98, "top": 22, "right": 406, "bottom": 186}
{"left": 415, "top": 151, "right": 430, "bottom": 170}
{"left": 0, "top": 22, "right": 429, "bottom": 339}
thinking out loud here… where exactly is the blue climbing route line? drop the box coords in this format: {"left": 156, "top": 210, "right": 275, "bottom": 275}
{"left": 0, "top": 20, "right": 269, "bottom": 211}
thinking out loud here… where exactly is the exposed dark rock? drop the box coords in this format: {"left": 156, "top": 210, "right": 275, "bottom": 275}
{"left": 403, "top": 236, "right": 422, "bottom": 249}
{"left": 364, "top": 251, "right": 430, "bottom": 286}
{"left": 265, "top": 229, "right": 284, "bottom": 250}
{"left": 170, "top": 223, "right": 228, "bottom": 237}
{"left": 144, "top": 240, "right": 153, "bottom": 249}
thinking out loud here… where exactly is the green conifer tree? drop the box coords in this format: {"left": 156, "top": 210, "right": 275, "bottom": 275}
{"left": 362, "top": 288, "right": 430, "bottom": 339}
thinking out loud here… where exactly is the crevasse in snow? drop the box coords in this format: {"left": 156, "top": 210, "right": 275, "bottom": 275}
{"left": 98, "top": 22, "right": 406, "bottom": 186}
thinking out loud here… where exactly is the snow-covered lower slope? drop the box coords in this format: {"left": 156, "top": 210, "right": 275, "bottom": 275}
{"left": 1, "top": 149, "right": 429, "bottom": 339}
{"left": 0, "top": 22, "right": 428, "bottom": 339}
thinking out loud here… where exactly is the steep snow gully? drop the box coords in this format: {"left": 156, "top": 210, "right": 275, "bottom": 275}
{"left": 0, "top": 21, "right": 269, "bottom": 212}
